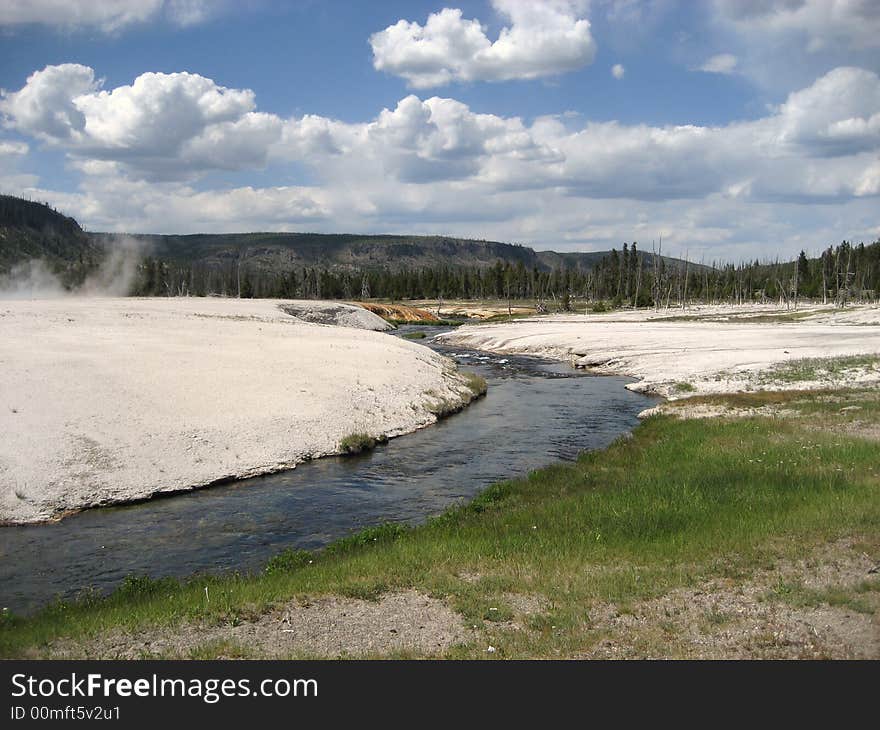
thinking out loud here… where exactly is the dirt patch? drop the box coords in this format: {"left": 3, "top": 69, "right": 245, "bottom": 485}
{"left": 580, "top": 539, "right": 880, "bottom": 659}
{"left": 501, "top": 592, "right": 547, "bottom": 617}
{"left": 46, "top": 591, "right": 472, "bottom": 659}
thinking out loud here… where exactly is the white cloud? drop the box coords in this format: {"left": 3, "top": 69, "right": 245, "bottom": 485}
{"left": 0, "top": 140, "right": 28, "bottom": 157}
{"left": 6, "top": 63, "right": 879, "bottom": 202}
{"left": 611, "top": 63, "right": 625, "bottom": 79}
{"left": 0, "top": 66, "right": 282, "bottom": 181}
{"left": 279, "top": 94, "right": 558, "bottom": 184}
{"left": 774, "top": 66, "right": 880, "bottom": 156}
{"left": 709, "top": 0, "right": 880, "bottom": 91}
{"left": 0, "top": 0, "right": 217, "bottom": 32}
{"left": 698, "top": 53, "right": 738, "bottom": 74}
{"left": 370, "top": 1, "right": 597, "bottom": 88}
{"left": 0, "top": 137, "right": 37, "bottom": 191}
{"left": 4, "top": 63, "right": 879, "bottom": 261}
{"left": 0, "top": 64, "right": 98, "bottom": 141}
{"left": 713, "top": 0, "right": 880, "bottom": 52}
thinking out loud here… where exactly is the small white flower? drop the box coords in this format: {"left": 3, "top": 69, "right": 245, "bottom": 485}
{"left": 487, "top": 646, "right": 496, "bottom": 653}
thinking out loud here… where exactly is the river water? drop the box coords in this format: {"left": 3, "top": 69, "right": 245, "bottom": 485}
{"left": 0, "top": 327, "right": 654, "bottom": 614}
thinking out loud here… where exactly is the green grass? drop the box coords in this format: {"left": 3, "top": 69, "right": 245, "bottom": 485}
{"left": 766, "top": 578, "right": 880, "bottom": 615}
{"left": 339, "top": 433, "right": 377, "bottom": 454}
{"left": 422, "top": 372, "right": 487, "bottom": 418}
{"left": 461, "top": 371, "right": 488, "bottom": 398}
{"left": 759, "top": 354, "right": 880, "bottom": 385}
{"left": 401, "top": 331, "right": 427, "bottom": 339}
{"left": 2, "top": 389, "right": 878, "bottom": 658}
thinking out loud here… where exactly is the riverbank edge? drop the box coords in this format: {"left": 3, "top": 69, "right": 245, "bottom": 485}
{"left": 0, "top": 365, "right": 487, "bottom": 528}
{"left": 1, "top": 384, "right": 878, "bottom": 659}
{"left": 433, "top": 309, "right": 880, "bottom": 400}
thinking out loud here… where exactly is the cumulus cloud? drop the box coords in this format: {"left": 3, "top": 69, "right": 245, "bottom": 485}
{"left": 0, "top": 65, "right": 282, "bottom": 181}
{"left": 713, "top": 0, "right": 880, "bottom": 52}
{"left": 370, "top": 0, "right": 597, "bottom": 88}
{"left": 611, "top": 63, "right": 625, "bottom": 79}
{"left": 4, "top": 62, "right": 880, "bottom": 261}
{"left": 0, "top": 0, "right": 217, "bottom": 32}
{"left": 774, "top": 66, "right": 880, "bottom": 156}
{"left": 709, "top": 0, "right": 880, "bottom": 91}
{"left": 5, "top": 62, "right": 879, "bottom": 205}
{"left": 698, "top": 53, "right": 738, "bottom": 74}
{"left": 279, "top": 94, "right": 558, "bottom": 184}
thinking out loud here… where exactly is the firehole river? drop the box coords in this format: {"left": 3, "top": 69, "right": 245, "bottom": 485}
{"left": 0, "top": 327, "right": 655, "bottom": 614}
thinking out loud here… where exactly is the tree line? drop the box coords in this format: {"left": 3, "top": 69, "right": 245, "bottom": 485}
{"left": 130, "top": 238, "right": 880, "bottom": 309}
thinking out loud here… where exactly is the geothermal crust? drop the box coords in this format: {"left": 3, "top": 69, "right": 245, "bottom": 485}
{"left": 0, "top": 297, "right": 474, "bottom": 524}
{"left": 438, "top": 304, "right": 880, "bottom": 398}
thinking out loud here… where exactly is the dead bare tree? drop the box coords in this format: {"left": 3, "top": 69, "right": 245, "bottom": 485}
{"left": 681, "top": 251, "right": 690, "bottom": 309}
{"left": 838, "top": 245, "right": 854, "bottom": 308}
{"left": 652, "top": 236, "right": 663, "bottom": 311}
{"left": 776, "top": 278, "right": 790, "bottom": 310}
{"left": 633, "top": 254, "right": 642, "bottom": 308}
{"left": 821, "top": 250, "right": 828, "bottom": 305}
{"left": 236, "top": 246, "right": 252, "bottom": 299}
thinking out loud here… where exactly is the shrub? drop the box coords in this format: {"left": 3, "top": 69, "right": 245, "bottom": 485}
{"left": 462, "top": 372, "right": 488, "bottom": 397}
{"left": 339, "top": 433, "right": 377, "bottom": 454}
{"left": 114, "top": 574, "right": 176, "bottom": 599}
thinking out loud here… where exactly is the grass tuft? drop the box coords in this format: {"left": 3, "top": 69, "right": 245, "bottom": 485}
{"left": 265, "top": 549, "right": 312, "bottom": 575}
{"left": 339, "top": 433, "right": 377, "bottom": 454}
{"left": 461, "top": 372, "right": 488, "bottom": 398}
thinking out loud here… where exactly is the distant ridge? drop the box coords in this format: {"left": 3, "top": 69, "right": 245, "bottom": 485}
{"left": 0, "top": 194, "right": 691, "bottom": 278}
{"left": 96, "top": 230, "right": 624, "bottom": 274}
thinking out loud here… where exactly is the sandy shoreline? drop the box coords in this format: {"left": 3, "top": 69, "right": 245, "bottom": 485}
{"left": 0, "top": 298, "right": 478, "bottom": 525}
{"left": 438, "top": 303, "right": 880, "bottom": 398}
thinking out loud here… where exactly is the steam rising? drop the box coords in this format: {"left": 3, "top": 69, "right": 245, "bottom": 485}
{"left": 0, "top": 236, "right": 149, "bottom": 299}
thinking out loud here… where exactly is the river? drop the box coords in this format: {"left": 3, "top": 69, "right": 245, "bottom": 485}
{"left": 0, "top": 327, "right": 654, "bottom": 614}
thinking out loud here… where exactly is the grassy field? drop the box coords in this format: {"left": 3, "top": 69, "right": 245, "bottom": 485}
{"left": 1, "top": 388, "right": 878, "bottom": 659}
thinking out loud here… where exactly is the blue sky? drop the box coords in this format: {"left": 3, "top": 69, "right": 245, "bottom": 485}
{"left": 0, "top": 1, "right": 878, "bottom": 261}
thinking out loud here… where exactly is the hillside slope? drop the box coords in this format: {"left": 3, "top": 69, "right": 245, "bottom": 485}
{"left": 0, "top": 195, "right": 102, "bottom": 284}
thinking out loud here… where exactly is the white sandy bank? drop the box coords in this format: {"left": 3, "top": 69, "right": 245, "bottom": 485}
{"left": 438, "top": 304, "right": 880, "bottom": 398}
{"left": 0, "top": 298, "right": 477, "bottom": 524}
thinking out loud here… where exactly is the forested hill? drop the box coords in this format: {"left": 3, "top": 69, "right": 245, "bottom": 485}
{"left": 0, "top": 195, "right": 101, "bottom": 284}
{"left": 91, "top": 231, "right": 616, "bottom": 274}
{"left": 0, "top": 194, "right": 701, "bottom": 300}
